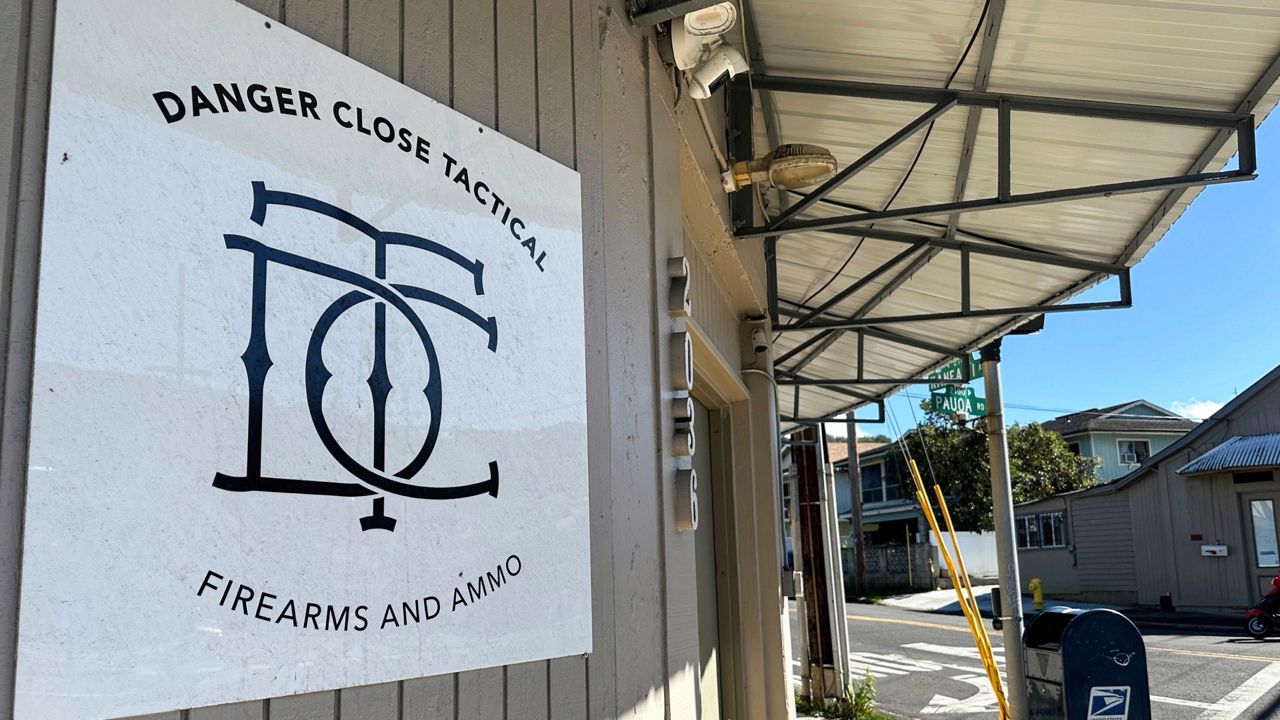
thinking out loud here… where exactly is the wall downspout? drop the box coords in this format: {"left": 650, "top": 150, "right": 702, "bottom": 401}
{"left": 741, "top": 320, "right": 793, "bottom": 720}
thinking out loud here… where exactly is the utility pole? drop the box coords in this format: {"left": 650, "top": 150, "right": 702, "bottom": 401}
{"left": 788, "top": 453, "right": 811, "bottom": 700}
{"left": 845, "top": 423, "right": 867, "bottom": 595}
{"left": 820, "top": 426, "right": 852, "bottom": 695}
{"left": 981, "top": 339, "right": 1027, "bottom": 720}
{"left": 794, "top": 425, "right": 841, "bottom": 699}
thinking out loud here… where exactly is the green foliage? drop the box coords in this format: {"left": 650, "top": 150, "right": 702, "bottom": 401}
{"left": 795, "top": 670, "right": 891, "bottom": 720}
{"left": 847, "top": 669, "right": 878, "bottom": 718}
{"left": 1008, "top": 421, "right": 1100, "bottom": 505}
{"left": 860, "top": 433, "right": 893, "bottom": 444}
{"left": 886, "top": 401, "right": 1099, "bottom": 531}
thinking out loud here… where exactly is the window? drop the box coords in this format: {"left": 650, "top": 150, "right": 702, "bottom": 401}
{"left": 1067, "top": 442, "right": 1081, "bottom": 456}
{"left": 860, "top": 461, "right": 903, "bottom": 505}
{"left": 861, "top": 464, "right": 884, "bottom": 504}
{"left": 1040, "top": 513, "right": 1067, "bottom": 548}
{"left": 1117, "top": 439, "right": 1151, "bottom": 466}
{"left": 884, "top": 476, "right": 902, "bottom": 502}
{"left": 1252, "top": 500, "right": 1280, "bottom": 568}
{"left": 1016, "top": 512, "right": 1067, "bottom": 549}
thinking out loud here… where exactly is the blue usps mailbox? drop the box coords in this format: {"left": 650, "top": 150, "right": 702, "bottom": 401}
{"left": 1023, "top": 608, "right": 1152, "bottom": 720}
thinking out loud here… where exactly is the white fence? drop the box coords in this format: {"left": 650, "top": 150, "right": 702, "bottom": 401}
{"left": 930, "top": 530, "right": 999, "bottom": 581}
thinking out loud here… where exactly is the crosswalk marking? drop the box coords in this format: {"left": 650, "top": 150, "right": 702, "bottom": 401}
{"left": 849, "top": 662, "right": 908, "bottom": 677}
{"left": 794, "top": 652, "right": 940, "bottom": 680}
{"left": 793, "top": 640, "right": 1248, "bottom": 715}
{"left": 903, "top": 641, "right": 1005, "bottom": 664}
{"left": 851, "top": 651, "right": 944, "bottom": 672}
{"left": 1150, "top": 696, "right": 1215, "bottom": 710}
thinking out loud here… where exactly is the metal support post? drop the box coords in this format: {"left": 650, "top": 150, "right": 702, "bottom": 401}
{"left": 793, "top": 425, "right": 839, "bottom": 699}
{"left": 788, "top": 453, "right": 811, "bottom": 700}
{"left": 846, "top": 423, "right": 868, "bottom": 595}
{"left": 980, "top": 339, "right": 1027, "bottom": 720}
{"left": 820, "top": 426, "right": 852, "bottom": 695}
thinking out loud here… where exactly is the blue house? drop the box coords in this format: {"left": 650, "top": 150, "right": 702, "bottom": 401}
{"left": 1040, "top": 400, "right": 1198, "bottom": 482}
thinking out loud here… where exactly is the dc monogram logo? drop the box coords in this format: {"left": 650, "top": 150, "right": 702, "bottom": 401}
{"left": 213, "top": 182, "right": 500, "bottom": 532}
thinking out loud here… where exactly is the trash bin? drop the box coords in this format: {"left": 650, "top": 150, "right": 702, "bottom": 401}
{"left": 1023, "top": 607, "right": 1151, "bottom": 720}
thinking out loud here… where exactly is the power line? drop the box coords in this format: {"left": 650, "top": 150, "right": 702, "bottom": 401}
{"left": 788, "top": 0, "right": 994, "bottom": 310}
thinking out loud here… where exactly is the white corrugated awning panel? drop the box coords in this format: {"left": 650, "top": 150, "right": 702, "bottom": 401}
{"left": 748, "top": 0, "right": 1280, "bottom": 427}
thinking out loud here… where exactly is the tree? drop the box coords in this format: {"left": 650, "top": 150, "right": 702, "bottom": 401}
{"left": 887, "top": 402, "right": 1098, "bottom": 531}
{"left": 1008, "top": 422, "right": 1099, "bottom": 505}
{"left": 859, "top": 433, "right": 893, "bottom": 444}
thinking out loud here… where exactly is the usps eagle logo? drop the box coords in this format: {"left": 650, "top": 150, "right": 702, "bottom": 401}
{"left": 213, "top": 182, "right": 499, "bottom": 532}
{"left": 1086, "top": 686, "right": 1130, "bottom": 720}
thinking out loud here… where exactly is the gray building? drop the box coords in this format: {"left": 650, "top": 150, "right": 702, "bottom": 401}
{"left": 5, "top": 1, "right": 1280, "bottom": 719}
{"left": 1018, "top": 364, "right": 1280, "bottom": 610}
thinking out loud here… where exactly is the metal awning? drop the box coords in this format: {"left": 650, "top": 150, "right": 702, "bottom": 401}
{"left": 1178, "top": 434, "right": 1280, "bottom": 476}
{"left": 738, "top": 0, "right": 1280, "bottom": 429}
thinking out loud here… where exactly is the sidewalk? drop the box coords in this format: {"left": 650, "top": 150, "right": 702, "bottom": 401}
{"left": 877, "top": 585, "right": 1239, "bottom": 633}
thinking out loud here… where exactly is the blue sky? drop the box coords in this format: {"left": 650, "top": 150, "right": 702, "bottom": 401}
{"left": 849, "top": 119, "right": 1280, "bottom": 439}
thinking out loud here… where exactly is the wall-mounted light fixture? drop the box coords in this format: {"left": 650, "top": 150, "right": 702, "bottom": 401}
{"left": 722, "top": 143, "right": 838, "bottom": 193}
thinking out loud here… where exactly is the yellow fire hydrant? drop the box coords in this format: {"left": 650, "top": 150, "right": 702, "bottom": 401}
{"left": 1029, "top": 577, "right": 1044, "bottom": 612}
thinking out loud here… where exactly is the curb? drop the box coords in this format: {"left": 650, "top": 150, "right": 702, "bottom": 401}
{"left": 924, "top": 606, "right": 1236, "bottom": 635}
{"left": 1126, "top": 620, "right": 1238, "bottom": 634}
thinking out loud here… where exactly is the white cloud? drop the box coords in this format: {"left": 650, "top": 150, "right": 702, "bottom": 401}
{"left": 1170, "top": 398, "right": 1223, "bottom": 420}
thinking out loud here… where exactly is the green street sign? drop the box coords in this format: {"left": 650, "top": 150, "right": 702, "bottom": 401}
{"left": 930, "top": 391, "right": 987, "bottom": 418}
{"left": 928, "top": 355, "right": 983, "bottom": 392}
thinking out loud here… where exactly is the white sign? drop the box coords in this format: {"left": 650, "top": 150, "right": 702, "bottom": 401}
{"left": 16, "top": 1, "right": 589, "bottom": 717}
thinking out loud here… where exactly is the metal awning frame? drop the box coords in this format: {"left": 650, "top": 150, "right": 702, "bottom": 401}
{"left": 737, "top": 0, "right": 1272, "bottom": 430}
{"left": 770, "top": 243, "right": 1130, "bottom": 375}
{"left": 780, "top": 399, "right": 886, "bottom": 427}
{"left": 775, "top": 310, "right": 976, "bottom": 384}
{"left": 743, "top": 72, "right": 1253, "bottom": 395}
{"left": 779, "top": 381, "right": 887, "bottom": 426}
{"left": 777, "top": 227, "right": 1132, "bottom": 334}
{"left": 738, "top": 75, "right": 1257, "bottom": 240}
{"left": 778, "top": 264, "right": 1131, "bottom": 335}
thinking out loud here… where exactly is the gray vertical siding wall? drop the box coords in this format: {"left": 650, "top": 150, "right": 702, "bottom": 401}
{"left": 1129, "top": 376, "right": 1280, "bottom": 609}
{"left": 1071, "top": 495, "right": 1137, "bottom": 604}
{"left": 1053, "top": 375, "right": 1280, "bottom": 609}
{"left": 0, "top": 0, "right": 771, "bottom": 719}
{"left": 1, "top": 0, "right": 53, "bottom": 717}
{"left": 686, "top": 242, "right": 742, "bottom": 375}
{"left": 1015, "top": 497, "right": 1081, "bottom": 598}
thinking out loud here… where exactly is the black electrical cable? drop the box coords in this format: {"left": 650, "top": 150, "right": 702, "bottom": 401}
{"left": 794, "top": 0, "right": 993, "bottom": 310}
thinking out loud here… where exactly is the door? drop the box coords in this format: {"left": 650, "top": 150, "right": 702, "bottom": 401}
{"left": 692, "top": 399, "right": 722, "bottom": 719}
{"left": 1243, "top": 492, "right": 1280, "bottom": 598}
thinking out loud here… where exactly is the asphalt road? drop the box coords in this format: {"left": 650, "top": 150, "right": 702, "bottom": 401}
{"left": 790, "top": 602, "right": 1280, "bottom": 719}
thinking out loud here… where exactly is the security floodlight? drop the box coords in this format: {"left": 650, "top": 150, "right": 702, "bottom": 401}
{"left": 687, "top": 43, "right": 749, "bottom": 99}
{"left": 665, "top": 2, "right": 740, "bottom": 72}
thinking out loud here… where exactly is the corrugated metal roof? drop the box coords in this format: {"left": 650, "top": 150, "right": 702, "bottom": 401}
{"left": 1178, "top": 433, "right": 1280, "bottom": 476}
{"left": 745, "top": 0, "right": 1280, "bottom": 428}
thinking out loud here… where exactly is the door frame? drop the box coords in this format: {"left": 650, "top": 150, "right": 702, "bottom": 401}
{"left": 688, "top": 319, "right": 749, "bottom": 720}
{"left": 1241, "top": 489, "right": 1280, "bottom": 599}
